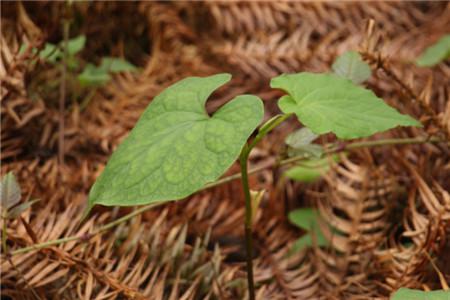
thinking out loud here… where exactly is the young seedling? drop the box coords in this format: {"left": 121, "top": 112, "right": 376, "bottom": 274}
{"left": 22, "top": 35, "right": 138, "bottom": 87}
{"left": 86, "top": 66, "right": 420, "bottom": 299}
{"left": 20, "top": 35, "right": 86, "bottom": 69}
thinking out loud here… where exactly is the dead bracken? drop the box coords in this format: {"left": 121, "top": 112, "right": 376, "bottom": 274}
{"left": 1, "top": 2, "right": 449, "bottom": 300}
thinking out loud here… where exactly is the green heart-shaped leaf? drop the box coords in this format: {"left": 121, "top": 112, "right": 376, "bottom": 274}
{"left": 88, "top": 74, "right": 263, "bottom": 210}
{"left": 271, "top": 72, "right": 421, "bottom": 139}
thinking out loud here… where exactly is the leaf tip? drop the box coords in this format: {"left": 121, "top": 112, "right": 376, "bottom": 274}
{"left": 80, "top": 203, "right": 94, "bottom": 223}
{"left": 213, "top": 72, "right": 232, "bottom": 83}
{"left": 269, "top": 73, "right": 288, "bottom": 89}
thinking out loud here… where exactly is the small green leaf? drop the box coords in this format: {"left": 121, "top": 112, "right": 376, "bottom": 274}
{"left": 291, "top": 233, "right": 328, "bottom": 252}
{"left": 78, "top": 64, "right": 111, "bottom": 86}
{"left": 391, "top": 288, "right": 450, "bottom": 300}
{"left": 332, "top": 51, "right": 371, "bottom": 84}
{"left": 88, "top": 74, "right": 263, "bottom": 210}
{"left": 289, "top": 208, "right": 322, "bottom": 232}
{"left": 40, "top": 43, "right": 61, "bottom": 63}
{"left": 416, "top": 34, "right": 450, "bottom": 67}
{"left": 7, "top": 199, "right": 40, "bottom": 219}
{"left": 284, "top": 155, "right": 338, "bottom": 182}
{"left": 19, "top": 43, "right": 36, "bottom": 55}
{"left": 66, "top": 35, "right": 86, "bottom": 56}
{"left": 38, "top": 35, "right": 85, "bottom": 64}
{"left": 285, "top": 127, "right": 318, "bottom": 148}
{"left": 78, "top": 57, "right": 137, "bottom": 86}
{"left": 271, "top": 72, "right": 421, "bottom": 139}
{"left": 287, "top": 144, "right": 323, "bottom": 158}
{"left": 288, "top": 208, "right": 328, "bottom": 252}
{"left": 285, "top": 127, "right": 323, "bottom": 158}
{"left": 0, "top": 172, "right": 21, "bottom": 210}
{"left": 100, "top": 57, "right": 137, "bottom": 73}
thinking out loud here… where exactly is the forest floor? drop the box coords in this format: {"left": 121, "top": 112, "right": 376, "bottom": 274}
{"left": 1, "top": 2, "right": 450, "bottom": 299}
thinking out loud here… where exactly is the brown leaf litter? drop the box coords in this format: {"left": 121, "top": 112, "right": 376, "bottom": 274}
{"left": 1, "top": 2, "right": 449, "bottom": 299}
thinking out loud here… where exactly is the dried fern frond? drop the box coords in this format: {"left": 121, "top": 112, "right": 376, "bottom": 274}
{"left": 253, "top": 217, "right": 321, "bottom": 300}
{"left": 374, "top": 163, "right": 450, "bottom": 294}
{"left": 203, "top": 2, "right": 450, "bottom": 80}
{"left": 207, "top": 30, "right": 329, "bottom": 80}
{"left": 204, "top": 2, "right": 448, "bottom": 38}
{"left": 1, "top": 200, "right": 236, "bottom": 299}
{"left": 310, "top": 152, "right": 399, "bottom": 298}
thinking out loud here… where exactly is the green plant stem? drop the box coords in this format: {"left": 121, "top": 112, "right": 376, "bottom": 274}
{"left": 208, "top": 136, "right": 445, "bottom": 189}
{"left": 250, "top": 114, "right": 293, "bottom": 149}
{"left": 10, "top": 203, "right": 160, "bottom": 256}
{"left": 238, "top": 113, "right": 293, "bottom": 300}
{"left": 240, "top": 144, "right": 256, "bottom": 300}
{"left": 10, "top": 236, "right": 79, "bottom": 255}
{"left": 336, "top": 136, "right": 442, "bottom": 150}
{"left": 7, "top": 135, "right": 446, "bottom": 257}
{"left": 79, "top": 88, "right": 97, "bottom": 111}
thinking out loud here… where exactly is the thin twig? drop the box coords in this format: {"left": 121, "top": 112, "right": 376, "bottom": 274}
{"left": 206, "top": 136, "right": 446, "bottom": 189}
{"left": 361, "top": 51, "right": 436, "bottom": 117}
{"left": 423, "top": 251, "right": 449, "bottom": 290}
{"left": 7, "top": 135, "right": 447, "bottom": 256}
{"left": 58, "top": 13, "right": 70, "bottom": 168}
{"left": 10, "top": 203, "right": 161, "bottom": 255}
{"left": 360, "top": 51, "right": 449, "bottom": 139}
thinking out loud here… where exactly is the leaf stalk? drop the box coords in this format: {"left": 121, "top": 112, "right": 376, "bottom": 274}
{"left": 239, "top": 143, "right": 256, "bottom": 300}
{"left": 238, "top": 113, "right": 293, "bottom": 299}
